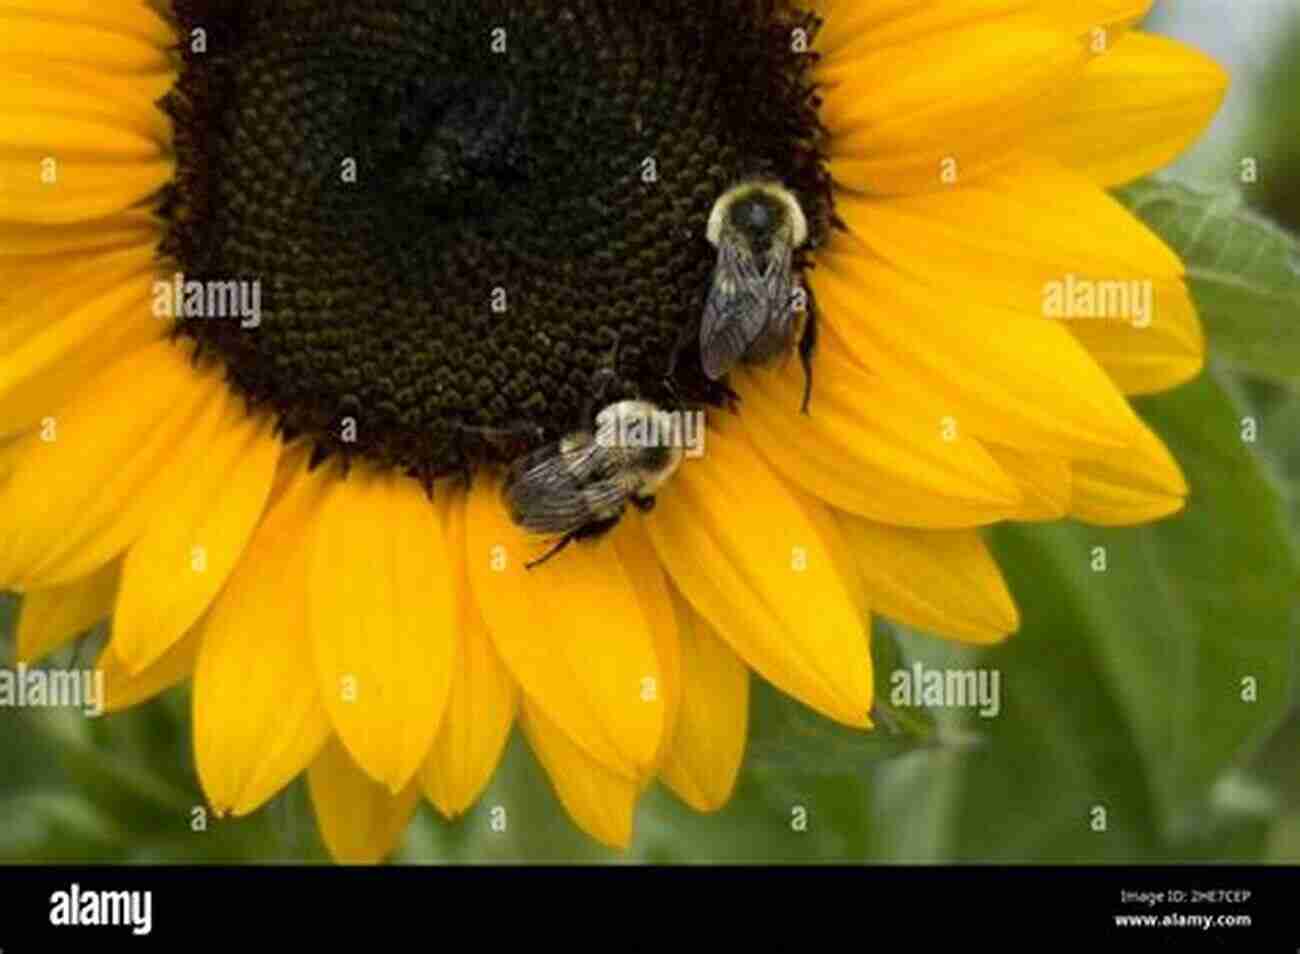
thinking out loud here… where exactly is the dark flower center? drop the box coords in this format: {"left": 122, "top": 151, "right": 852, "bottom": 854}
{"left": 161, "top": 0, "right": 831, "bottom": 481}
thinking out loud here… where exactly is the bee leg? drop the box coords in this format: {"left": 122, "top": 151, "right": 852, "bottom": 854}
{"left": 525, "top": 515, "right": 622, "bottom": 570}
{"left": 582, "top": 367, "right": 622, "bottom": 429}
{"left": 581, "top": 384, "right": 609, "bottom": 431}
{"left": 575, "top": 333, "right": 624, "bottom": 426}
{"left": 798, "top": 294, "right": 819, "bottom": 415}
{"left": 525, "top": 532, "right": 578, "bottom": 570}
{"left": 630, "top": 495, "right": 656, "bottom": 514}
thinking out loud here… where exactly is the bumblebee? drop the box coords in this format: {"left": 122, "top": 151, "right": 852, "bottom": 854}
{"left": 694, "top": 178, "right": 817, "bottom": 410}
{"left": 503, "top": 399, "right": 685, "bottom": 568}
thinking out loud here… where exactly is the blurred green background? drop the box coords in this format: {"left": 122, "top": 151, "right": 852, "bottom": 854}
{"left": 4, "top": 0, "right": 1300, "bottom": 863}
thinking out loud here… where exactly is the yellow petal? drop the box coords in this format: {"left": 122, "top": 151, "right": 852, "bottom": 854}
{"left": 0, "top": 154, "right": 173, "bottom": 225}
{"left": 830, "top": 157, "right": 1204, "bottom": 395}
{"left": 115, "top": 409, "right": 279, "bottom": 672}
{"left": 0, "top": 1, "right": 178, "bottom": 50}
{"left": 1070, "top": 419, "right": 1188, "bottom": 525}
{"left": 15, "top": 560, "right": 120, "bottom": 664}
{"left": 98, "top": 630, "right": 201, "bottom": 713}
{"left": 814, "top": 1, "right": 1036, "bottom": 58}
{"left": 836, "top": 517, "right": 1020, "bottom": 645}
{"left": 737, "top": 341, "right": 1023, "bottom": 528}
{"left": 0, "top": 272, "right": 166, "bottom": 440}
{"left": 1056, "top": 1, "right": 1153, "bottom": 31}
{"left": 0, "top": 62, "right": 174, "bottom": 146}
{"left": 0, "top": 244, "right": 155, "bottom": 356}
{"left": 0, "top": 210, "right": 158, "bottom": 258}
{"left": 521, "top": 698, "right": 638, "bottom": 851}
{"left": 646, "top": 426, "right": 873, "bottom": 727}
{"left": 308, "top": 467, "right": 457, "bottom": 793}
{"left": 793, "top": 478, "right": 872, "bottom": 621}
{"left": 820, "top": 14, "right": 1089, "bottom": 194}
{"left": 1034, "top": 32, "right": 1229, "bottom": 187}
{"left": 267, "top": 440, "right": 315, "bottom": 506}
{"left": 610, "top": 514, "right": 683, "bottom": 770}
{"left": 987, "top": 445, "right": 1072, "bottom": 521}
{"left": 193, "top": 461, "right": 333, "bottom": 817}
{"left": 307, "top": 737, "right": 419, "bottom": 864}
{"left": 0, "top": 9, "right": 174, "bottom": 71}
{"left": 813, "top": 0, "right": 1151, "bottom": 56}
{"left": 464, "top": 476, "right": 667, "bottom": 780}
{"left": 659, "top": 593, "right": 749, "bottom": 812}
{"left": 814, "top": 241, "right": 1144, "bottom": 458}
{"left": 0, "top": 112, "right": 162, "bottom": 161}
{"left": 1067, "top": 295, "right": 1205, "bottom": 396}
{"left": 0, "top": 341, "right": 227, "bottom": 588}
{"left": 422, "top": 488, "right": 518, "bottom": 819}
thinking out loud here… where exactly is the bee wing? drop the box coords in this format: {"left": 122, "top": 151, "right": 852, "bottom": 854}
{"left": 503, "top": 440, "right": 624, "bottom": 536}
{"left": 762, "top": 225, "right": 796, "bottom": 309}
{"left": 700, "top": 231, "right": 771, "bottom": 380}
{"left": 509, "top": 438, "right": 608, "bottom": 487}
{"left": 744, "top": 224, "right": 799, "bottom": 364}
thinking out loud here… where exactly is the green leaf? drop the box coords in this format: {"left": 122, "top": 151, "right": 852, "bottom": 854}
{"left": 395, "top": 732, "right": 623, "bottom": 863}
{"left": 921, "top": 373, "right": 1297, "bottom": 860}
{"left": 1267, "top": 808, "right": 1300, "bottom": 861}
{"left": 1115, "top": 179, "right": 1300, "bottom": 384}
{"left": 635, "top": 770, "right": 874, "bottom": 862}
{"left": 1238, "top": 12, "right": 1300, "bottom": 231}
{"left": 0, "top": 793, "right": 124, "bottom": 861}
{"left": 743, "top": 618, "right": 941, "bottom": 774}
{"left": 863, "top": 748, "right": 965, "bottom": 861}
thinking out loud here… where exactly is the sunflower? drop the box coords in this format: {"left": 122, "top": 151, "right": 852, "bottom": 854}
{"left": 1, "top": 0, "right": 1226, "bottom": 859}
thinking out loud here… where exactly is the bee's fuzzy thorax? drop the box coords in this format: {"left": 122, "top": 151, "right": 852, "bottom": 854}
{"left": 707, "top": 179, "right": 811, "bottom": 249}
